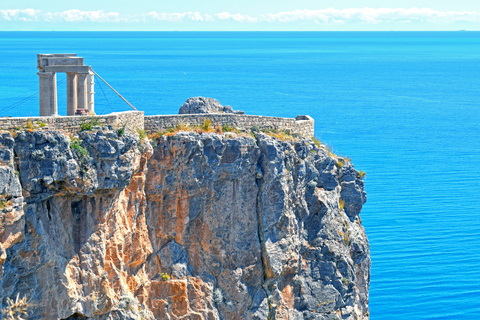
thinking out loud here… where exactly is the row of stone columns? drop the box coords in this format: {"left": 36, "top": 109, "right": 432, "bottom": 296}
{"left": 39, "top": 71, "right": 95, "bottom": 116}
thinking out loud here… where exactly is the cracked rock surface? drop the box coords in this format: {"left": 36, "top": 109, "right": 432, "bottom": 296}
{"left": 178, "top": 97, "right": 244, "bottom": 115}
{"left": 0, "top": 129, "right": 369, "bottom": 320}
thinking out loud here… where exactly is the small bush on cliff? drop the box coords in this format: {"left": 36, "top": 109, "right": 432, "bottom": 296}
{"left": 222, "top": 124, "right": 233, "bottom": 132}
{"left": 70, "top": 138, "right": 89, "bottom": 158}
{"left": 1, "top": 293, "right": 34, "bottom": 320}
{"left": 264, "top": 130, "right": 293, "bottom": 142}
{"left": 200, "top": 118, "right": 213, "bottom": 131}
{"left": 25, "top": 119, "right": 34, "bottom": 130}
{"left": 176, "top": 123, "right": 191, "bottom": 131}
{"left": 80, "top": 117, "right": 101, "bottom": 131}
{"left": 335, "top": 159, "right": 344, "bottom": 168}
{"left": 339, "top": 199, "right": 345, "bottom": 211}
{"left": 357, "top": 170, "right": 366, "bottom": 179}
{"left": 161, "top": 272, "right": 171, "bottom": 281}
{"left": 117, "top": 125, "right": 125, "bottom": 137}
{"left": 137, "top": 129, "right": 147, "bottom": 141}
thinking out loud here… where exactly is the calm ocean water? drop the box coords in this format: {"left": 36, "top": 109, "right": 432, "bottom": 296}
{"left": 1, "top": 31, "right": 480, "bottom": 319}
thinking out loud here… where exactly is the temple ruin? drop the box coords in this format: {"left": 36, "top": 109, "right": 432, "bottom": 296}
{"left": 37, "top": 54, "right": 94, "bottom": 116}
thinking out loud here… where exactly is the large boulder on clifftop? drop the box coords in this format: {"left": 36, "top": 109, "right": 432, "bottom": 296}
{"left": 178, "top": 97, "right": 244, "bottom": 114}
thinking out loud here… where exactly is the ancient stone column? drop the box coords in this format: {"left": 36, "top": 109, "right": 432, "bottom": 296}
{"left": 38, "top": 72, "right": 57, "bottom": 116}
{"left": 77, "top": 73, "right": 88, "bottom": 111}
{"left": 66, "top": 72, "right": 78, "bottom": 116}
{"left": 87, "top": 71, "right": 95, "bottom": 113}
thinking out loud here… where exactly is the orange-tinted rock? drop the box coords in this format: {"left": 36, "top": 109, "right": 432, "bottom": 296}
{"left": 0, "top": 129, "right": 370, "bottom": 320}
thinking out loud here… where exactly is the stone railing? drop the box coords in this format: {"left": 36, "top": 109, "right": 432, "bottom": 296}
{"left": 144, "top": 114, "right": 314, "bottom": 137}
{"left": 0, "top": 111, "right": 314, "bottom": 138}
{"left": 0, "top": 111, "right": 144, "bottom": 134}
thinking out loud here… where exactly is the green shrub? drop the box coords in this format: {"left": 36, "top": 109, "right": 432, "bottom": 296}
{"left": 311, "top": 137, "right": 321, "bottom": 147}
{"left": 71, "top": 138, "right": 89, "bottom": 158}
{"left": 117, "top": 126, "right": 125, "bottom": 137}
{"left": 200, "top": 118, "right": 212, "bottom": 131}
{"left": 357, "top": 170, "right": 366, "bottom": 179}
{"left": 161, "top": 272, "right": 170, "bottom": 281}
{"left": 176, "top": 123, "right": 191, "bottom": 131}
{"left": 25, "top": 120, "right": 34, "bottom": 130}
{"left": 137, "top": 129, "right": 147, "bottom": 141}
{"left": 80, "top": 117, "right": 101, "bottom": 131}
{"left": 223, "top": 123, "right": 235, "bottom": 132}
{"left": 335, "top": 159, "right": 344, "bottom": 168}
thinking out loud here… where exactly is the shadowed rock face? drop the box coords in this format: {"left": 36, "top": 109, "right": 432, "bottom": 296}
{"left": 0, "top": 129, "right": 369, "bottom": 320}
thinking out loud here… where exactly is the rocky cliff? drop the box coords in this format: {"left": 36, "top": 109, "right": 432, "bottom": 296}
{"left": 0, "top": 127, "right": 369, "bottom": 320}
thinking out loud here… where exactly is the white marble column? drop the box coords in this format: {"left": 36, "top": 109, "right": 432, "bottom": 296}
{"left": 38, "top": 72, "right": 57, "bottom": 116}
{"left": 77, "top": 73, "right": 88, "bottom": 110}
{"left": 66, "top": 72, "right": 78, "bottom": 116}
{"left": 87, "top": 71, "right": 95, "bottom": 113}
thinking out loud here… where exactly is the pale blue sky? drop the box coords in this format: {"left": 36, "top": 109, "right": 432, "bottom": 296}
{"left": 2, "top": 0, "right": 480, "bottom": 31}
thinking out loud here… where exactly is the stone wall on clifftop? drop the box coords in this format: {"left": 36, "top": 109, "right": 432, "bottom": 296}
{"left": 0, "top": 127, "right": 369, "bottom": 320}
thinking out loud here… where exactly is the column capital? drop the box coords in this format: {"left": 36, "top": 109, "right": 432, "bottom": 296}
{"left": 37, "top": 72, "right": 55, "bottom": 77}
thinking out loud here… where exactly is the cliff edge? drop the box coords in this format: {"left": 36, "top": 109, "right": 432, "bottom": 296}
{"left": 0, "top": 127, "right": 369, "bottom": 320}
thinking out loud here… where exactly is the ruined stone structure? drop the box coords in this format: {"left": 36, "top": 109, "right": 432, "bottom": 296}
{"left": 37, "top": 54, "right": 94, "bottom": 116}
{"left": 0, "top": 112, "right": 315, "bottom": 137}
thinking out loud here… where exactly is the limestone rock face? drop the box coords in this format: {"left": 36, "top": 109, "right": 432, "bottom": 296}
{"left": 178, "top": 97, "right": 245, "bottom": 114}
{"left": 0, "top": 128, "right": 369, "bottom": 320}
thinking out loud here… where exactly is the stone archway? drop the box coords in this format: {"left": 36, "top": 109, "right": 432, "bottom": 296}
{"left": 37, "top": 54, "right": 94, "bottom": 116}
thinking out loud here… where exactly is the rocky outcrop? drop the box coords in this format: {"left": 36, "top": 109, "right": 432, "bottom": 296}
{"left": 178, "top": 97, "right": 245, "bottom": 115}
{"left": 0, "top": 127, "right": 369, "bottom": 320}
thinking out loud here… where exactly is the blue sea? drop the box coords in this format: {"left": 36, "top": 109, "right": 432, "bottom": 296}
{"left": 1, "top": 31, "right": 480, "bottom": 319}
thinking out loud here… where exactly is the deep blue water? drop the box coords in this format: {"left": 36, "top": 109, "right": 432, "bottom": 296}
{"left": 1, "top": 31, "right": 480, "bottom": 319}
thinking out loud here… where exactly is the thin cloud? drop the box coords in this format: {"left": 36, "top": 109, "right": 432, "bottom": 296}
{"left": 1, "top": 7, "right": 479, "bottom": 25}
{"left": 0, "top": 9, "right": 124, "bottom": 22}
{"left": 261, "top": 8, "right": 480, "bottom": 24}
{"left": 146, "top": 11, "right": 213, "bottom": 22}
{"left": 215, "top": 12, "right": 257, "bottom": 23}
{"left": 43, "top": 10, "right": 123, "bottom": 23}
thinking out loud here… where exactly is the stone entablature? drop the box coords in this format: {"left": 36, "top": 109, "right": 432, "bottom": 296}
{"left": 37, "top": 54, "right": 95, "bottom": 117}
{"left": 0, "top": 112, "right": 314, "bottom": 137}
